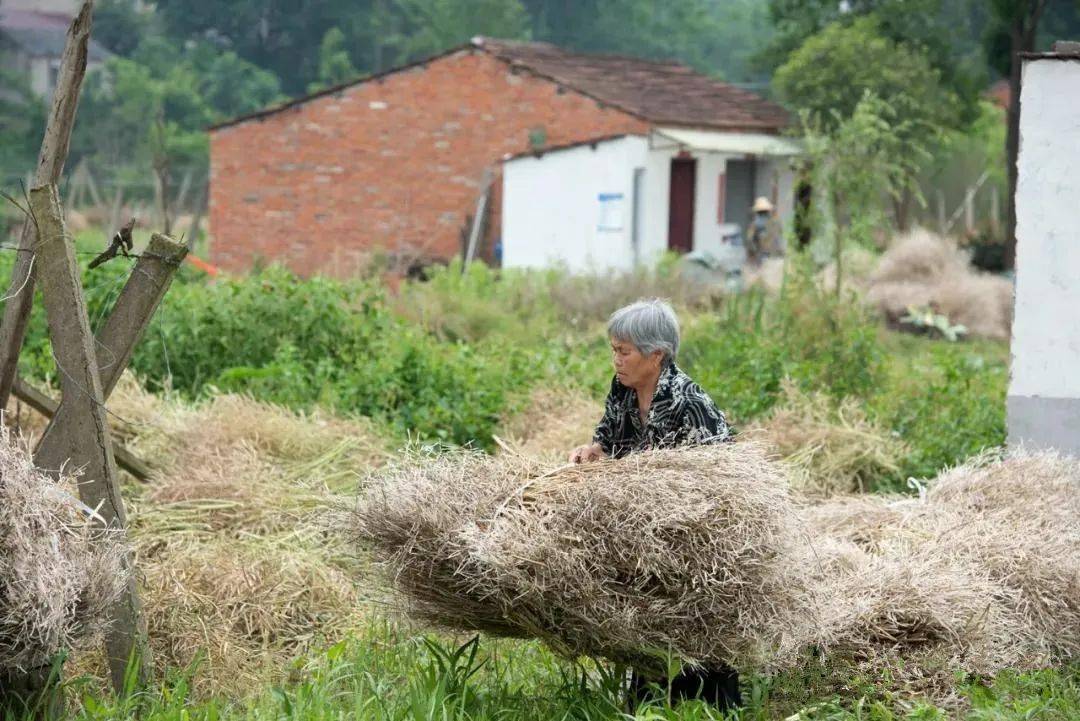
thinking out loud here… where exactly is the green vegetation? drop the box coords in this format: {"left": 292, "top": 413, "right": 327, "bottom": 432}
{"left": 54, "top": 627, "right": 1080, "bottom": 720}
{"left": 773, "top": 17, "right": 961, "bottom": 137}
{"left": 5, "top": 246, "right": 1006, "bottom": 488}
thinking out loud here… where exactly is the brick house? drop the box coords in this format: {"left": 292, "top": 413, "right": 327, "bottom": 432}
{"left": 208, "top": 37, "right": 792, "bottom": 276}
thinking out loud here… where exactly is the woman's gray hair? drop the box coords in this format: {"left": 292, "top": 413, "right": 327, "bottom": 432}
{"left": 607, "top": 299, "right": 680, "bottom": 363}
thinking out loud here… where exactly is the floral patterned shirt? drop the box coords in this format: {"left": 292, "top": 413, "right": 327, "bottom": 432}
{"left": 592, "top": 362, "right": 732, "bottom": 459}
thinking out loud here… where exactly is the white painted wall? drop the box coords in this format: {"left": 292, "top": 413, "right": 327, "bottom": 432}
{"left": 502, "top": 134, "right": 798, "bottom": 271}
{"left": 1008, "top": 54, "right": 1080, "bottom": 453}
{"left": 754, "top": 157, "right": 796, "bottom": 252}
{"left": 502, "top": 136, "right": 649, "bottom": 271}
{"left": 28, "top": 57, "right": 51, "bottom": 98}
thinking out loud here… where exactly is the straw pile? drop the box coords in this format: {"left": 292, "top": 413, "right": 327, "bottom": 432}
{"left": 802, "top": 450, "right": 1080, "bottom": 699}
{"left": 355, "top": 443, "right": 817, "bottom": 671}
{"left": 866, "top": 229, "right": 1013, "bottom": 340}
{"left": 355, "top": 444, "right": 1080, "bottom": 691}
{"left": 53, "top": 374, "right": 388, "bottom": 696}
{"left": 817, "top": 246, "right": 879, "bottom": 294}
{"left": 497, "top": 387, "right": 602, "bottom": 463}
{"left": 752, "top": 380, "right": 908, "bottom": 496}
{"left": 0, "top": 425, "right": 126, "bottom": 672}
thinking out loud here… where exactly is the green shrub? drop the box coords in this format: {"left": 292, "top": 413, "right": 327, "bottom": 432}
{"left": 5, "top": 261, "right": 551, "bottom": 448}
{"left": 681, "top": 257, "right": 884, "bottom": 425}
{"left": 871, "top": 337, "right": 1007, "bottom": 486}
{"left": 2, "top": 248, "right": 1007, "bottom": 477}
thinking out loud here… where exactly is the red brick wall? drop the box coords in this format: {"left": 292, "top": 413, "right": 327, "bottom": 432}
{"left": 209, "top": 49, "right": 649, "bottom": 276}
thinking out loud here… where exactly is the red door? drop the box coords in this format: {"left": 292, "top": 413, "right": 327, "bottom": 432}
{"left": 668, "top": 158, "right": 696, "bottom": 253}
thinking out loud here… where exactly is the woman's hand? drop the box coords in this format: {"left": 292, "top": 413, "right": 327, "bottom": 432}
{"left": 569, "top": 442, "right": 605, "bottom": 464}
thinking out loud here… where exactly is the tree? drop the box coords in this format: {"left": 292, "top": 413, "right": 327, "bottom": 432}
{"left": 187, "top": 42, "right": 284, "bottom": 119}
{"left": 802, "top": 94, "right": 929, "bottom": 294}
{"left": 154, "top": 0, "right": 379, "bottom": 94}
{"left": 378, "top": 0, "right": 531, "bottom": 65}
{"left": 73, "top": 56, "right": 209, "bottom": 198}
{"left": 92, "top": 0, "right": 152, "bottom": 57}
{"left": 308, "top": 28, "right": 359, "bottom": 93}
{"left": 774, "top": 15, "right": 959, "bottom": 229}
{"left": 764, "top": 0, "right": 987, "bottom": 124}
{"left": 983, "top": 0, "right": 1068, "bottom": 268}
{"left": 521, "top": 0, "right": 774, "bottom": 80}
{"left": 0, "top": 68, "right": 47, "bottom": 184}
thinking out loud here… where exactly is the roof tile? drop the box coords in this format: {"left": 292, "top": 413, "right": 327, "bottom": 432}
{"left": 476, "top": 37, "right": 789, "bottom": 131}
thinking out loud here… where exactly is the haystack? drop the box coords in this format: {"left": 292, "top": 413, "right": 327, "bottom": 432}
{"left": 817, "top": 246, "right": 879, "bottom": 293}
{"left": 355, "top": 444, "right": 1079, "bottom": 688}
{"left": 866, "top": 229, "right": 1013, "bottom": 340}
{"left": 802, "top": 450, "right": 1080, "bottom": 684}
{"left": 355, "top": 443, "right": 816, "bottom": 671}
{"left": 0, "top": 425, "right": 126, "bottom": 672}
{"left": 65, "top": 374, "right": 389, "bottom": 695}
{"left": 753, "top": 380, "right": 908, "bottom": 496}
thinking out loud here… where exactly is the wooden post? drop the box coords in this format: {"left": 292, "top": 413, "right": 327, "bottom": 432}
{"left": 990, "top": 184, "right": 1001, "bottom": 235}
{"left": 35, "top": 233, "right": 186, "bottom": 468}
{"left": 84, "top": 162, "right": 103, "bottom": 209}
{"left": 463, "top": 169, "right": 493, "bottom": 269}
{"left": 0, "top": 0, "right": 95, "bottom": 410}
{"left": 186, "top": 186, "right": 207, "bottom": 251}
{"left": 15, "top": 377, "right": 153, "bottom": 482}
{"left": 106, "top": 185, "right": 125, "bottom": 241}
{"left": 174, "top": 168, "right": 193, "bottom": 213}
{"left": 28, "top": 184, "right": 149, "bottom": 693}
{"left": 67, "top": 161, "right": 85, "bottom": 211}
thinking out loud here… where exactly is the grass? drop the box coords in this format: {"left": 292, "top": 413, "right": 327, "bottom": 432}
{"left": 52, "top": 625, "right": 1080, "bottom": 721}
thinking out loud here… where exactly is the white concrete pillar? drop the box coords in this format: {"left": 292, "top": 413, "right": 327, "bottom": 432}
{"left": 1008, "top": 45, "right": 1080, "bottom": 454}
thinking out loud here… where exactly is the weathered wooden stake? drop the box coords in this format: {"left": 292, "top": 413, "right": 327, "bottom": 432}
{"left": 28, "top": 184, "right": 149, "bottom": 693}
{"left": 463, "top": 169, "right": 493, "bottom": 269}
{"left": 14, "top": 377, "right": 153, "bottom": 481}
{"left": 35, "top": 233, "right": 186, "bottom": 470}
{"left": 0, "top": 0, "right": 95, "bottom": 409}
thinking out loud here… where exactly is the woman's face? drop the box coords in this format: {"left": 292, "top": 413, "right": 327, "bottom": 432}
{"left": 610, "top": 337, "right": 662, "bottom": 389}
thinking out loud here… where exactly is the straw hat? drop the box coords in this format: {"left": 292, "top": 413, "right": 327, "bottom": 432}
{"left": 752, "top": 196, "right": 774, "bottom": 213}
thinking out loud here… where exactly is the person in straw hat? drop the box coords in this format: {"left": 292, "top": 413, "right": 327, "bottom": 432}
{"left": 746, "top": 195, "right": 780, "bottom": 265}
{"left": 568, "top": 298, "right": 740, "bottom": 710}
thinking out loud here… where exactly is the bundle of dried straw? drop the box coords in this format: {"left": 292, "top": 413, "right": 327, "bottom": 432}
{"left": 0, "top": 426, "right": 126, "bottom": 672}
{"left": 355, "top": 444, "right": 1080, "bottom": 682}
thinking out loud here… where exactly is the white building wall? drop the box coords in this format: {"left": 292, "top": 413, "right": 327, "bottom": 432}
{"left": 639, "top": 147, "right": 671, "bottom": 262}
{"left": 502, "top": 133, "right": 800, "bottom": 271}
{"left": 1008, "top": 53, "right": 1080, "bottom": 454}
{"left": 502, "top": 136, "right": 649, "bottom": 271}
{"left": 690, "top": 153, "right": 729, "bottom": 257}
{"left": 753, "top": 157, "right": 796, "bottom": 250}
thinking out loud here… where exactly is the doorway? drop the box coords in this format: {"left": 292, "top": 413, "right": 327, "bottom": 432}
{"left": 667, "top": 158, "right": 696, "bottom": 253}
{"left": 724, "top": 159, "right": 756, "bottom": 236}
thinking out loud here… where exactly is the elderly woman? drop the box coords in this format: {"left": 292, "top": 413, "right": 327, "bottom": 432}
{"left": 569, "top": 298, "right": 731, "bottom": 464}
{"left": 567, "top": 299, "right": 740, "bottom": 710}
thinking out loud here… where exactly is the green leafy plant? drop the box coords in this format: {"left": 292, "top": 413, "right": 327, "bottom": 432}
{"left": 899, "top": 305, "right": 968, "bottom": 342}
